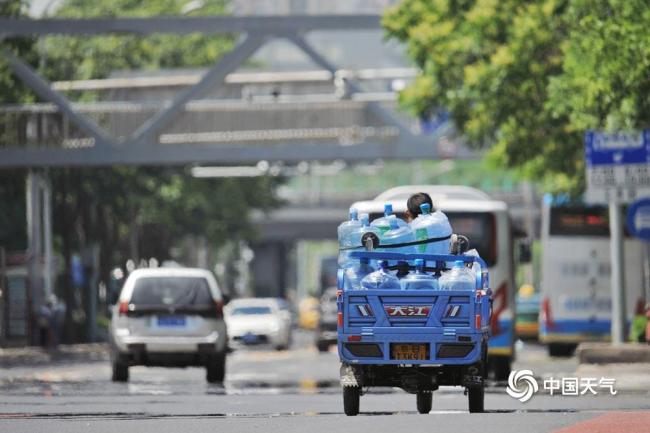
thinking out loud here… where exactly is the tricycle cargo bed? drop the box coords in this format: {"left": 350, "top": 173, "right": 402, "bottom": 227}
{"left": 338, "top": 288, "right": 490, "bottom": 365}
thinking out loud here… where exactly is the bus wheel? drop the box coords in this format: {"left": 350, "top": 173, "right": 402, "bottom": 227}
{"left": 548, "top": 343, "right": 576, "bottom": 357}
{"left": 343, "top": 386, "right": 360, "bottom": 416}
{"left": 416, "top": 391, "right": 432, "bottom": 414}
{"left": 490, "top": 356, "right": 511, "bottom": 382}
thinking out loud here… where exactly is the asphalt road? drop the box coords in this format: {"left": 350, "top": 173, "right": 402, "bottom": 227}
{"left": 1, "top": 332, "right": 648, "bottom": 433}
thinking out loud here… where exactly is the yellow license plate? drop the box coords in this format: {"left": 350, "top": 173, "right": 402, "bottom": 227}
{"left": 391, "top": 343, "right": 429, "bottom": 360}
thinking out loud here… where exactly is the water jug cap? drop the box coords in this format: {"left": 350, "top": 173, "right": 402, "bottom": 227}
{"left": 419, "top": 203, "right": 431, "bottom": 214}
{"left": 454, "top": 260, "right": 465, "bottom": 268}
{"left": 389, "top": 216, "right": 399, "bottom": 229}
{"left": 384, "top": 203, "right": 393, "bottom": 216}
{"left": 349, "top": 208, "right": 358, "bottom": 220}
{"left": 414, "top": 258, "right": 424, "bottom": 269}
{"left": 378, "top": 260, "right": 389, "bottom": 270}
{"left": 360, "top": 213, "right": 370, "bottom": 226}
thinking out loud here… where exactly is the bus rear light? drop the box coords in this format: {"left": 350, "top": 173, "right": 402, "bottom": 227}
{"left": 490, "top": 282, "right": 507, "bottom": 334}
{"left": 542, "top": 297, "right": 555, "bottom": 329}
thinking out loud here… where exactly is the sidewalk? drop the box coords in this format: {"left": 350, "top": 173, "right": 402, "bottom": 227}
{"left": 0, "top": 343, "right": 108, "bottom": 368}
{"left": 577, "top": 342, "right": 650, "bottom": 364}
{"left": 575, "top": 343, "right": 650, "bottom": 392}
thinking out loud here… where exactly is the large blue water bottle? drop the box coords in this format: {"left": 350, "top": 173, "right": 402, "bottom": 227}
{"left": 439, "top": 260, "right": 475, "bottom": 291}
{"left": 379, "top": 216, "right": 416, "bottom": 254}
{"left": 409, "top": 203, "right": 453, "bottom": 255}
{"left": 371, "top": 203, "right": 407, "bottom": 235}
{"left": 343, "top": 257, "right": 374, "bottom": 290}
{"left": 339, "top": 214, "right": 381, "bottom": 269}
{"left": 338, "top": 208, "right": 360, "bottom": 240}
{"left": 338, "top": 208, "right": 362, "bottom": 268}
{"left": 361, "top": 260, "right": 401, "bottom": 290}
{"left": 400, "top": 259, "right": 438, "bottom": 290}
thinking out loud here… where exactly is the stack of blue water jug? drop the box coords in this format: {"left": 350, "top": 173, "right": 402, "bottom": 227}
{"left": 338, "top": 203, "right": 475, "bottom": 291}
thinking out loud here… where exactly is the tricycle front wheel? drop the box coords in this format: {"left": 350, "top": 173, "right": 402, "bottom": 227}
{"left": 343, "top": 386, "right": 360, "bottom": 416}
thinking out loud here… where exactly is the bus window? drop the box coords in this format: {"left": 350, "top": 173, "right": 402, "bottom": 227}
{"left": 447, "top": 212, "right": 497, "bottom": 267}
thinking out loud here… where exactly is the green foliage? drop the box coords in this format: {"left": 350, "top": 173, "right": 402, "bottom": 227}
{"left": 0, "top": 0, "right": 37, "bottom": 104}
{"left": 547, "top": 0, "right": 650, "bottom": 132}
{"left": 0, "top": 170, "right": 27, "bottom": 251}
{"left": 384, "top": 0, "right": 650, "bottom": 195}
{"left": 49, "top": 167, "right": 282, "bottom": 265}
{"left": 42, "top": 0, "right": 234, "bottom": 82}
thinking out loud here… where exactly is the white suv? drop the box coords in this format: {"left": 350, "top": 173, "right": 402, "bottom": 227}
{"left": 109, "top": 268, "right": 228, "bottom": 383}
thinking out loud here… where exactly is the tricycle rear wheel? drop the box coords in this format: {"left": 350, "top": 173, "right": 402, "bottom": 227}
{"left": 416, "top": 391, "right": 432, "bottom": 414}
{"left": 467, "top": 385, "right": 484, "bottom": 413}
{"left": 343, "top": 386, "right": 360, "bottom": 416}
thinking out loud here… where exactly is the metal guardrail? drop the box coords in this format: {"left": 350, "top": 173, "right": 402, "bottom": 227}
{"left": 0, "top": 98, "right": 408, "bottom": 149}
{"left": 51, "top": 68, "right": 418, "bottom": 91}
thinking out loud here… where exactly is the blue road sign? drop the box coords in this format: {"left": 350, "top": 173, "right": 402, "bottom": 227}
{"left": 626, "top": 198, "right": 650, "bottom": 241}
{"left": 585, "top": 130, "right": 650, "bottom": 166}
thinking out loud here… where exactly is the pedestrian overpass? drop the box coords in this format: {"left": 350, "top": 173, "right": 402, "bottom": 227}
{"left": 0, "top": 14, "right": 469, "bottom": 167}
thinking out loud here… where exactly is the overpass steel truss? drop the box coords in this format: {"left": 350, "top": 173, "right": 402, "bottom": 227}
{"left": 0, "top": 15, "right": 445, "bottom": 168}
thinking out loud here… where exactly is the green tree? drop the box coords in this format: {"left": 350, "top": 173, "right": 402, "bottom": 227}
{"left": 547, "top": 0, "right": 650, "bottom": 133}
{"left": 42, "top": 0, "right": 234, "bottom": 83}
{"left": 383, "top": 0, "right": 650, "bottom": 194}
{"left": 0, "top": 0, "right": 36, "bottom": 105}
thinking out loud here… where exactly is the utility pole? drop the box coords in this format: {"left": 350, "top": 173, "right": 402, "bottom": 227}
{"left": 608, "top": 200, "right": 626, "bottom": 344}
{"left": 42, "top": 176, "right": 54, "bottom": 299}
{"left": 26, "top": 171, "right": 43, "bottom": 345}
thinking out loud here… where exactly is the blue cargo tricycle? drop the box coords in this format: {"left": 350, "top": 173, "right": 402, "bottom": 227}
{"left": 337, "top": 251, "right": 492, "bottom": 415}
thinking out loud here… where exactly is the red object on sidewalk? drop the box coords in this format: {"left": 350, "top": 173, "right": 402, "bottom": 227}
{"left": 551, "top": 411, "right": 650, "bottom": 433}
{"left": 645, "top": 304, "right": 650, "bottom": 344}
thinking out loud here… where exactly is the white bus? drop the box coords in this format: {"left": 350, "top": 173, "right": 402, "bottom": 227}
{"left": 351, "top": 185, "right": 516, "bottom": 380}
{"left": 539, "top": 203, "right": 648, "bottom": 356}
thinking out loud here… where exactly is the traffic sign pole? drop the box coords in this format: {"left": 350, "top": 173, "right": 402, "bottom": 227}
{"left": 585, "top": 130, "right": 650, "bottom": 345}
{"left": 609, "top": 200, "right": 626, "bottom": 344}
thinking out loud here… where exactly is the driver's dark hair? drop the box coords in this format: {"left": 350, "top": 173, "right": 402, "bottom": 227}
{"left": 407, "top": 192, "right": 434, "bottom": 217}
